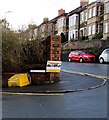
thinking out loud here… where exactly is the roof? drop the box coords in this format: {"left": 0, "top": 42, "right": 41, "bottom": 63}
{"left": 50, "top": 13, "right": 68, "bottom": 23}
{"left": 79, "top": 1, "right": 103, "bottom": 12}
{"left": 68, "top": 6, "right": 82, "bottom": 16}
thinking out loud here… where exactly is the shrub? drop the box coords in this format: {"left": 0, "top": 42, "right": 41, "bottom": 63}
{"left": 92, "top": 33, "right": 103, "bottom": 40}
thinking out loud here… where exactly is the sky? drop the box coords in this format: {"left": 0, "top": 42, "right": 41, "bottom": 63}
{"left": 0, "top": 0, "right": 96, "bottom": 30}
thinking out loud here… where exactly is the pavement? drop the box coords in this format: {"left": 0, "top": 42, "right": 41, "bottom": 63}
{"left": 2, "top": 70, "right": 108, "bottom": 94}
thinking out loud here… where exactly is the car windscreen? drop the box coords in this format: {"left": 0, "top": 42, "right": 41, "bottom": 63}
{"left": 80, "top": 51, "right": 94, "bottom": 54}
{"left": 104, "top": 50, "right": 109, "bottom": 54}
{"left": 107, "top": 50, "right": 109, "bottom": 54}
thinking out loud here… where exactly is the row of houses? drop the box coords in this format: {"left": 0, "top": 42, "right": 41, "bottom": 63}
{"left": 26, "top": 0, "right": 109, "bottom": 42}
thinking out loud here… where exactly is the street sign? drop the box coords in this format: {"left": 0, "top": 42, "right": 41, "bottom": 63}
{"left": 46, "top": 61, "right": 62, "bottom": 73}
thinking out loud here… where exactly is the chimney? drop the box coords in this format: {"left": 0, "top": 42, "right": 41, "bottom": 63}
{"left": 80, "top": 0, "right": 89, "bottom": 7}
{"left": 58, "top": 9, "right": 65, "bottom": 16}
{"left": 43, "top": 17, "right": 49, "bottom": 23}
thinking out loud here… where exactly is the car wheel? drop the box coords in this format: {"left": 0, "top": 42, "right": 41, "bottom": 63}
{"left": 69, "top": 58, "right": 72, "bottom": 62}
{"left": 79, "top": 58, "right": 83, "bottom": 63}
{"left": 99, "top": 58, "right": 104, "bottom": 63}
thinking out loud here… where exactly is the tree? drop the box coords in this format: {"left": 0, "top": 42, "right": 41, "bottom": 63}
{"left": 2, "top": 19, "right": 50, "bottom": 72}
{"left": 2, "top": 28, "right": 21, "bottom": 72}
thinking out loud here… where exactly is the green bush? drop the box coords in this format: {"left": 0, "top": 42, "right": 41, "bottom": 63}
{"left": 92, "top": 33, "right": 103, "bottom": 40}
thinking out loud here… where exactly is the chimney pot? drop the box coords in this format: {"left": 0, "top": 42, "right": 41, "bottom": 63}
{"left": 58, "top": 9, "right": 65, "bottom": 15}
{"left": 80, "top": 0, "right": 89, "bottom": 7}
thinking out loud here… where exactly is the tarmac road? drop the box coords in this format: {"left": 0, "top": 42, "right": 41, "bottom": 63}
{"left": 2, "top": 62, "right": 108, "bottom": 118}
{"left": 2, "top": 83, "right": 107, "bottom": 118}
{"left": 61, "top": 62, "right": 109, "bottom": 77}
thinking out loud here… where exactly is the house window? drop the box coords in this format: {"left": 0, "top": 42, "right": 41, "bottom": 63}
{"left": 92, "top": 24, "right": 96, "bottom": 35}
{"left": 105, "top": 22, "right": 109, "bottom": 33}
{"left": 69, "top": 31, "right": 74, "bottom": 41}
{"left": 84, "top": 12, "right": 87, "bottom": 21}
{"left": 99, "top": 23, "right": 103, "bottom": 33}
{"left": 76, "top": 16, "right": 78, "bottom": 25}
{"left": 88, "top": 26, "right": 91, "bottom": 35}
{"left": 72, "top": 16, "right": 75, "bottom": 26}
{"left": 89, "top": 8, "right": 92, "bottom": 18}
{"left": 106, "top": 2, "right": 109, "bottom": 13}
{"left": 81, "top": 12, "right": 84, "bottom": 22}
{"left": 92, "top": 6, "right": 96, "bottom": 17}
{"left": 75, "top": 31, "right": 78, "bottom": 38}
{"left": 69, "top": 31, "right": 72, "bottom": 40}
{"left": 63, "top": 18, "right": 66, "bottom": 26}
{"left": 80, "top": 13, "right": 82, "bottom": 21}
{"left": 69, "top": 15, "right": 77, "bottom": 26}
{"left": 69, "top": 16, "right": 73, "bottom": 27}
{"left": 71, "top": 17, "right": 73, "bottom": 26}
{"left": 57, "top": 20, "right": 60, "bottom": 28}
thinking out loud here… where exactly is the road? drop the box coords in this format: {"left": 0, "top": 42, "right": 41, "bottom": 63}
{"left": 61, "top": 62, "right": 109, "bottom": 76}
{"left": 2, "top": 62, "right": 108, "bottom": 119}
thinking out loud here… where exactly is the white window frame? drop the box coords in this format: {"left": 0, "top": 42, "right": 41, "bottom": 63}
{"left": 69, "top": 31, "right": 72, "bottom": 40}
{"left": 92, "top": 7, "right": 96, "bottom": 17}
{"left": 69, "top": 16, "right": 73, "bottom": 27}
{"left": 89, "top": 8, "right": 92, "bottom": 18}
{"left": 92, "top": 24, "right": 96, "bottom": 35}
{"left": 69, "top": 15, "right": 78, "bottom": 27}
{"left": 106, "top": 2, "right": 109, "bottom": 14}
{"left": 105, "top": 22, "right": 108, "bottom": 33}
{"left": 72, "top": 16, "right": 75, "bottom": 26}
{"left": 88, "top": 25, "right": 92, "bottom": 35}
{"left": 105, "top": 22, "right": 109, "bottom": 33}
{"left": 81, "top": 12, "right": 84, "bottom": 22}
{"left": 84, "top": 12, "right": 87, "bottom": 21}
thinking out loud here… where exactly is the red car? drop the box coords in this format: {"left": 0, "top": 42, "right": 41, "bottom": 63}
{"left": 68, "top": 50, "right": 96, "bottom": 63}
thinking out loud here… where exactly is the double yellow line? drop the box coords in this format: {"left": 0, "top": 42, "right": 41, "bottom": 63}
{"left": 1, "top": 69, "right": 108, "bottom": 96}
{"left": 61, "top": 69, "right": 109, "bottom": 79}
{"left": 0, "top": 92, "right": 64, "bottom": 96}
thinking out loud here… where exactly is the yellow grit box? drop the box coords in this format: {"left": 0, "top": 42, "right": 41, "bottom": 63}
{"left": 8, "top": 73, "right": 30, "bottom": 87}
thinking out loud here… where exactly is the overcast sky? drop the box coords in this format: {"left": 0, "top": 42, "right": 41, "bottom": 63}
{"left": 0, "top": 0, "right": 96, "bottom": 30}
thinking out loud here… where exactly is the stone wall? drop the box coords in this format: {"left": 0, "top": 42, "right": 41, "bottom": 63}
{"left": 63, "top": 39, "right": 109, "bottom": 50}
{"left": 61, "top": 39, "right": 109, "bottom": 61}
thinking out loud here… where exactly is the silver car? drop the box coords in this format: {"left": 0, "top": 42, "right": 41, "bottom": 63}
{"left": 99, "top": 48, "right": 109, "bottom": 63}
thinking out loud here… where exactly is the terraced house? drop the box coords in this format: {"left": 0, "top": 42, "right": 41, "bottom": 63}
{"left": 68, "top": 7, "right": 81, "bottom": 41}
{"left": 80, "top": 5, "right": 88, "bottom": 40}
{"left": 79, "top": 0, "right": 104, "bottom": 39}
{"left": 103, "top": 0, "right": 109, "bottom": 39}
{"left": 30, "top": 0, "right": 109, "bottom": 44}
{"left": 79, "top": 0, "right": 89, "bottom": 40}
{"left": 87, "top": 1, "right": 104, "bottom": 40}
{"left": 50, "top": 9, "right": 68, "bottom": 37}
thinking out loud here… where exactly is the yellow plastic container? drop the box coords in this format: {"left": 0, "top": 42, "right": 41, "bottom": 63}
{"left": 8, "top": 73, "right": 30, "bottom": 87}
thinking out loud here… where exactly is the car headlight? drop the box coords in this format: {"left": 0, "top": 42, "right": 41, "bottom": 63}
{"left": 84, "top": 56, "right": 89, "bottom": 58}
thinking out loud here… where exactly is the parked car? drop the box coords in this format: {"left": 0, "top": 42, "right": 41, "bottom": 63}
{"left": 68, "top": 50, "right": 96, "bottom": 63}
{"left": 99, "top": 48, "right": 109, "bottom": 63}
